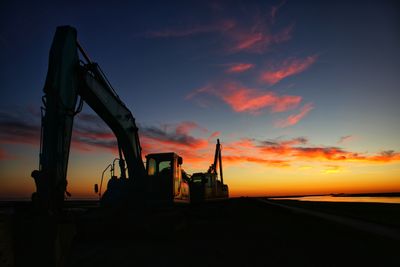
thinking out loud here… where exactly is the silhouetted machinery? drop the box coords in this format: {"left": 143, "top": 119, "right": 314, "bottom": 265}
{"left": 189, "top": 139, "right": 229, "bottom": 203}
{"left": 31, "top": 26, "right": 228, "bottom": 214}
{"left": 31, "top": 25, "right": 193, "bottom": 213}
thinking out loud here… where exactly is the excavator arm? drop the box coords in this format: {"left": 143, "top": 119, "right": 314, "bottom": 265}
{"left": 78, "top": 62, "right": 146, "bottom": 183}
{"left": 32, "top": 26, "right": 146, "bottom": 213}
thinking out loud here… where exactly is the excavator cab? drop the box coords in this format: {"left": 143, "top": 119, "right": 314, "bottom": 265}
{"left": 146, "top": 153, "right": 190, "bottom": 205}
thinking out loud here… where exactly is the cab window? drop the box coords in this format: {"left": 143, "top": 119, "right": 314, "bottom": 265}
{"left": 158, "top": 161, "right": 171, "bottom": 175}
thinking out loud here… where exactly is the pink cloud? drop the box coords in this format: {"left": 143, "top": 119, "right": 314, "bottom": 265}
{"left": 225, "top": 63, "right": 254, "bottom": 73}
{"left": 227, "top": 24, "right": 294, "bottom": 53}
{"left": 271, "top": 95, "right": 303, "bottom": 112}
{"left": 260, "top": 55, "right": 318, "bottom": 85}
{"left": 188, "top": 82, "right": 302, "bottom": 115}
{"left": 275, "top": 103, "right": 314, "bottom": 128}
{"left": 222, "top": 86, "right": 276, "bottom": 113}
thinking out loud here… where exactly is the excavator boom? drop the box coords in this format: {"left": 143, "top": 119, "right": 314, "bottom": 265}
{"left": 33, "top": 27, "right": 79, "bottom": 211}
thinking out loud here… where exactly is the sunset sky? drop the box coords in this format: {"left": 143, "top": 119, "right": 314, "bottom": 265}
{"left": 1, "top": 0, "right": 399, "bottom": 199}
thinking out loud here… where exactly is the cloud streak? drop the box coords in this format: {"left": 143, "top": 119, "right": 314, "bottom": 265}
{"left": 225, "top": 23, "right": 294, "bottom": 54}
{"left": 260, "top": 55, "right": 317, "bottom": 85}
{"left": 0, "top": 110, "right": 40, "bottom": 145}
{"left": 275, "top": 103, "right": 314, "bottom": 127}
{"left": 225, "top": 63, "right": 254, "bottom": 73}
{"left": 338, "top": 135, "right": 355, "bottom": 144}
{"left": 188, "top": 82, "right": 302, "bottom": 115}
{"left": 223, "top": 155, "right": 289, "bottom": 167}
{"left": 147, "top": 4, "right": 293, "bottom": 54}
{"left": 0, "top": 110, "right": 118, "bottom": 154}
{"left": 140, "top": 121, "right": 208, "bottom": 150}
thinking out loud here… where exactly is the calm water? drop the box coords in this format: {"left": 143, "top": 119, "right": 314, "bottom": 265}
{"left": 270, "top": 195, "right": 400, "bottom": 204}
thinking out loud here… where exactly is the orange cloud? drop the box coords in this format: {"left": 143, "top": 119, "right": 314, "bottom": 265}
{"left": 223, "top": 155, "right": 289, "bottom": 167}
{"left": 188, "top": 82, "right": 302, "bottom": 114}
{"left": 2, "top": 108, "right": 399, "bottom": 169}
{"left": 221, "top": 137, "right": 400, "bottom": 168}
{"left": 225, "top": 63, "right": 254, "bottom": 73}
{"left": 275, "top": 103, "right": 314, "bottom": 127}
{"left": 369, "top": 150, "right": 400, "bottom": 162}
{"left": 293, "top": 147, "right": 353, "bottom": 160}
{"left": 260, "top": 55, "right": 317, "bottom": 85}
{"left": 258, "top": 139, "right": 400, "bottom": 163}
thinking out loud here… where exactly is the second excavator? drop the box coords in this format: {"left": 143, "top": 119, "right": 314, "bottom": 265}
{"left": 189, "top": 139, "right": 229, "bottom": 203}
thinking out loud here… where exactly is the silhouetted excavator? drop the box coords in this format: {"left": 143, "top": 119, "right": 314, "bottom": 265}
{"left": 189, "top": 139, "right": 229, "bottom": 203}
{"left": 30, "top": 25, "right": 191, "bottom": 214}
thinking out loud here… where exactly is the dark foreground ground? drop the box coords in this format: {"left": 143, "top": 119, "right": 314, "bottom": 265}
{"left": 1, "top": 198, "right": 400, "bottom": 267}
